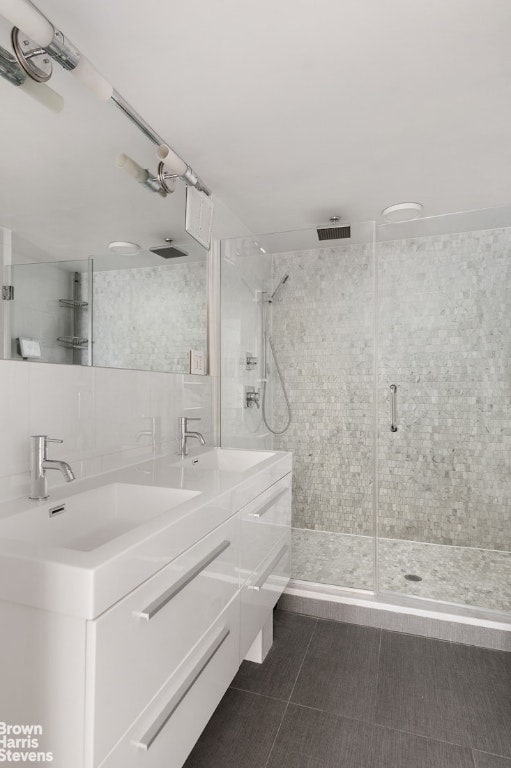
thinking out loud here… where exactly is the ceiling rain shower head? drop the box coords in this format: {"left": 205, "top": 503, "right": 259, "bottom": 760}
{"left": 149, "top": 245, "right": 188, "bottom": 259}
{"left": 268, "top": 273, "right": 289, "bottom": 302}
{"left": 317, "top": 215, "right": 351, "bottom": 241}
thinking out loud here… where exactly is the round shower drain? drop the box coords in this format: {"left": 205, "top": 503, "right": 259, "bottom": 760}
{"left": 404, "top": 573, "right": 422, "bottom": 582}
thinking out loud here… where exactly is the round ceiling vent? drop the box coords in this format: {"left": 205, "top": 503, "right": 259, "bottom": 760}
{"left": 108, "top": 241, "right": 141, "bottom": 255}
{"left": 381, "top": 202, "right": 423, "bottom": 222}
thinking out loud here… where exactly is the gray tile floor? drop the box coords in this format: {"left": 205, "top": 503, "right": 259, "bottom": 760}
{"left": 184, "top": 610, "right": 511, "bottom": 768}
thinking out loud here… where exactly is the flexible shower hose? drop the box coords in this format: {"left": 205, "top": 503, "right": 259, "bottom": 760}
{"left": 262, "top": 335, "right": 292, "bottom": 435}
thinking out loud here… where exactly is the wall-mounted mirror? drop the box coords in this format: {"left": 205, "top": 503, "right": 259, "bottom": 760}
{"left": 0, "top": 16, "right": 209, "bottom": 374}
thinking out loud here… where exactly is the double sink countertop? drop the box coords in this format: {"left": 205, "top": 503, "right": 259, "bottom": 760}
{"left": 0, "top": 447, "right": 292, "bottom": 619}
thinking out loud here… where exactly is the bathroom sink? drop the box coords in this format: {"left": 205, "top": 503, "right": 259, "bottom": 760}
{"left": 0, "top": 483, "right": 200, "bottom": 552}
{"left": 180, "top": 448, "right": 276, "bottom": 473}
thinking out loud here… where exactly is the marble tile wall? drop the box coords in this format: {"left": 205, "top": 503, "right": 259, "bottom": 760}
{"left": 92, "top": 261, "right": 207, "bottom": 373}
{"left": 272, "top": 244, "right": 374, "bottom": 535}
{"left": 271, "top": 228, "right": 511, "bottom": 552}
{"left": 378, "top": 228, "right": 511, "bottom": 550}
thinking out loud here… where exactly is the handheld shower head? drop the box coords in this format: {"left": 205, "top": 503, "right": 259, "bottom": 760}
{"left": 268, "top": 273, "right": 289, "bottom": 303}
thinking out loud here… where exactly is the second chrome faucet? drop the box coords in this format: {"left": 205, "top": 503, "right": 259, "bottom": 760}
{"left": 178, "top": 417, "right": 205, "bottom": 456}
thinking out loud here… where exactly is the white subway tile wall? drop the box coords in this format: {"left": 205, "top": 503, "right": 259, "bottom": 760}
{"left": 221, "top": 238, "right": 273, "bottom": 449}
{"left": 0, "top": 360, "right": 213, "bottom": 503}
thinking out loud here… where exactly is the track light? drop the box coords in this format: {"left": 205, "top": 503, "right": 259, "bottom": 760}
{"left": 0, "top": 43, "right": 63, "bottom": 111}
{"left": 156, "top": 145, "right": 188, "bottom": 177}
{"left": 70, "top": 56, "right": 112, "bottom": 101}
{"left": 116, "top": 153, "right": 169, "bottom": 196}
{"left": 0, "top": 0, "right": 211, "bottom": 195}
{"left": 0, "top": 0, "right": 113, "bottom": 100}
{"left": 0, "top": 0, "right": 53, "bottom": 46}
{"left": 157, "top": 144, "right": 209, "bottom": 193}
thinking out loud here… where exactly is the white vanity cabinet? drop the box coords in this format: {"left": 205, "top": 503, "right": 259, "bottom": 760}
{"left": 238, "top": 474, "right": 292, "bottom": 660}
{"left": 0, "top": 450, "right": 292, "bottom": 768}
{"left": 85, "top": 514, "right": 240, "bottom": 767}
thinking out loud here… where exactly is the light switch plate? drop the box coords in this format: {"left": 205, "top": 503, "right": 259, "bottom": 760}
{"left": 189, "top": 349, "right": 205, "bottom": 375}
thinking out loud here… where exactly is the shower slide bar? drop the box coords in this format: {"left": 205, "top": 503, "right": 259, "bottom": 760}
{"left": 390, "top": 384, "right": 398, "bottom": 432}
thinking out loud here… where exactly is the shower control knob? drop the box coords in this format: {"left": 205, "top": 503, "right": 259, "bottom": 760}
{"left": 245, "top": 386, "right": 261, "bottom": 409}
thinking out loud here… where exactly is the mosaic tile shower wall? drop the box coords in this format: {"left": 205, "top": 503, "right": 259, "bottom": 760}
{"left": 378, "top": 228, "right": 511, "bottom": 550}
{"left": 272, "top": 244, "right": 375, "bottom": 536}
{"left": 92, "top": 261, "right": 207, "bottom": 372}
{"left": 272, "top": 228, "right": 511, "bottom": 552}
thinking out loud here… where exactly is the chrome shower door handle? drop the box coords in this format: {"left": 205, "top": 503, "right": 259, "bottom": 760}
{"left": 390, "top": 384, "right": 398, "bottom": 432}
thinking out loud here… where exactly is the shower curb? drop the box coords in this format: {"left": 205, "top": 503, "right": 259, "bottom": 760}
{"left": 279, "top": 580, "right": 511, "bottom": 651}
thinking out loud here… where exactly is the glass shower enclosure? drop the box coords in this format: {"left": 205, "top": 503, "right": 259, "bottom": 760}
{"left": 220, "top": 205, "right": 511, "bottom": 620}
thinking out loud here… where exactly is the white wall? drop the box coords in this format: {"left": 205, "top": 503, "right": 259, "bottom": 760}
{"left": 220, "top": 237, "right": 272, "bottom": 449}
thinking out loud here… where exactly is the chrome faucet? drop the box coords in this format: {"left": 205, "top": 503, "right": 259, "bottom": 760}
{"left": 30, "top": 435, "right": 75, "bottom": 500}
{"left": 178, "top": 417, "right": 205, "bottom": 456}
{"left": 136, "top": 416, "right": 162, "bottom": 454}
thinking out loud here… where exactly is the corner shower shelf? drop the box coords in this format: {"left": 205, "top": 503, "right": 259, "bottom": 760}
{"left": 57, "top": 336, "right": 89, "bottom": 350}
{"left": 58, "top": 298, "right": 89, "bottom": 309}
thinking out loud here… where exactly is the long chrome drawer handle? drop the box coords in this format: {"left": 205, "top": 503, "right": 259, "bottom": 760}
{"left": 249, "top": 544, "right": 289, "bottom": 592}
{"left": 133, "top": 540, "right": 231, "bottom": 621}
{"left": 133, "top": 625, "right": 230, "bottom": 751}
{"left": 390, "top": 384, "right": 398, "bottom": 432}
{"left": 248, "top": 487, "right": 288, "bottom": 518}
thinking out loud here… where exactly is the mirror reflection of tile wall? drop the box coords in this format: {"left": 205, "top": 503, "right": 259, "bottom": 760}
{"left": 9, "top": 258, "right": 207, "bottom": 374}
{"left": 92, "top": 261, "right": 207, "bottom": 372}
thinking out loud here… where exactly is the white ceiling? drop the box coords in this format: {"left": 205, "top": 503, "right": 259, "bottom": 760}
{"left": 4, "top": 0, "right": 511, "bottom": 238}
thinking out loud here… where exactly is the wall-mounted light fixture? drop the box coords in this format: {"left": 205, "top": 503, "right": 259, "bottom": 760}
{"left": 0, "top": 0, "right": 211, "bottom": 195}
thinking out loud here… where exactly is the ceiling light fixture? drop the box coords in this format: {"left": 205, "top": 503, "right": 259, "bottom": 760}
{"left": 156, "top": 144, "right": 203, "bottom": 192}
{"left": 0, "top": 0, "right": 211, "bottom": 195}
{"left": 116, "top": 154, "right": 170, "bottom": 196}
{"left": 381, "top": 202, "right": 423, "bottom": 222}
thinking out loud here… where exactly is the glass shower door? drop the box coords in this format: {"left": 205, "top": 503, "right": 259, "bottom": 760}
{"left": 376, "top": 207, "right": 511, "bottom": 616}
{"left": 265, "top": 222, "right": 377, "bottom": 592}
{"left": 220, "top": 223, "right": 377, "bottom": 593}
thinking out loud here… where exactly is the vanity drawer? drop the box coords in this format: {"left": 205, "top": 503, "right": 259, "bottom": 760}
{"left": 240, "top": 537, "right": 291, "bottom": 661}
{"left": 239, "top": 474, "right": 291, "bottom": 582}
{"left": 99, "top": 596, "right": 240, "bottom": 768}
{"left": 86, "top": 515, "right": 239, "bottom": 767}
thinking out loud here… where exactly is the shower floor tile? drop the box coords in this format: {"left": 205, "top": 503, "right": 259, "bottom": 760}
{"left": 291, "top": 528, "right": 511, "bottom": 613}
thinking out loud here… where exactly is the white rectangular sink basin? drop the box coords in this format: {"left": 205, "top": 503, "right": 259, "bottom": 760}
{"left": 0, "top": 483, "right": 200, "bottom": 552}
{"left": 181, "top": 448, "right": 275, "bottom": 473}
